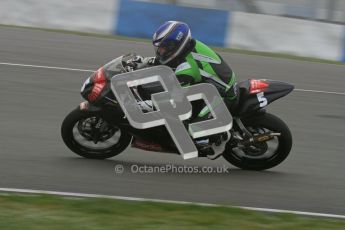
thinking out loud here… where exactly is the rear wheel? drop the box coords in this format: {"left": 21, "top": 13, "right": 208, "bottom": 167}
{"left": 61, "top": 108, "right": 132, "bottom": 159}
{"left": 223, "top": 113, "right": 292, "bottom": 170}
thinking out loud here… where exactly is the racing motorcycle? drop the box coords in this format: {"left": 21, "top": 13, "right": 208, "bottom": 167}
{"left": 61, "top": 54, "right": 294, "bottom": 170}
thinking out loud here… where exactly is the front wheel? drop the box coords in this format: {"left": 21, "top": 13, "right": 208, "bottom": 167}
{"left": 61, "top": 108, "right": 132, "bottom": 159}
{"left": 223, "top": 113, "right": 292, "bottom": 170}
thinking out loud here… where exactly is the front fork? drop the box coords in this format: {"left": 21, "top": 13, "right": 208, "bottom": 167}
{"left": 78, "top": 101, "right": 115, "bottom": 144}
{"left": 79, "top": 101, "right": 104, "bottom": 112}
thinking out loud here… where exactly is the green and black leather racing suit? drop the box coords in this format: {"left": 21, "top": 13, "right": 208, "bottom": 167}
{"left": 135, "top": 39, "right": 238, "bottom": 118}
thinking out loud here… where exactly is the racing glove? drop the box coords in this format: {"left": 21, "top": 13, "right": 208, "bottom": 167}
{"left": 125, "top": 55, "right": 158, "bottom": 71}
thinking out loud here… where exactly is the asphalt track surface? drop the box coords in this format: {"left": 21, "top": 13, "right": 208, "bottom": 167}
{"left": 1, "top": 27, "right": 345, "bottom": 215}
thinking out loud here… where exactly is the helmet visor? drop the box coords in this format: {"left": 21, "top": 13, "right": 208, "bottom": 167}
{"left": 154, "top": 40, "right": 179, "bottom": 63}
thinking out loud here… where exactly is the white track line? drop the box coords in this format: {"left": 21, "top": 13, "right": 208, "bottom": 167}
{"left": 294, "top": 88, "right": 345, "bottom": 95}
{"left": 237, "top": 206, "right": 345, "bottom": 219}
{"left": 1, "top": 188, "right": 345, "bottom": 220}
{"left": 1, "top": 62, "right": 344, "bottom": 96}
{"left": 0, "top": 62, "right": 94, "bottom": 72}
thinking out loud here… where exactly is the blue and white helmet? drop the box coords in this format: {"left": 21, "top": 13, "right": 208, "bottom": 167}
{"left": 152, "top": 21, "right": 192, "bottom": 64}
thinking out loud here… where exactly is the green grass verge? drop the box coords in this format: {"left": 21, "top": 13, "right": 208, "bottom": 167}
{"left": 0, "top": 194, "right": 344, "bottom": 230}
{"left": 1, "top": 23, "right": 344, "bottom": 66}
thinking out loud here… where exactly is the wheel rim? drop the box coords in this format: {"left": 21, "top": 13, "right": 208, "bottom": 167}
{"left": 232, "top": 127, "right": 280, "bottom": 160}
{"left": 72, "top": 116, "right": 121, "bottom": 150}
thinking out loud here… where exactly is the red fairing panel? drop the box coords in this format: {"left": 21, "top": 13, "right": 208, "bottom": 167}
{"left": 249, "top": 79, "right": 269, "bottom": 94}
{"left": 131, "top": 138, "right": 164, "bottom": 152}
{"left": 88, "top": 67, "right": 107, "bottom": 102}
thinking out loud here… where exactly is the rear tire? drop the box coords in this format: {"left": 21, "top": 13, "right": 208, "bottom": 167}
{"left": 61, "top": 108, "right": 132, "bottom": 159}
{"left": 223, "top": 113, "right": 292, "bottom": 170}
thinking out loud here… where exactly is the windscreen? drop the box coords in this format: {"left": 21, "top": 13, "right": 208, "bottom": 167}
{"left": 103, "top": 56, "right": 126, "bottom": 77}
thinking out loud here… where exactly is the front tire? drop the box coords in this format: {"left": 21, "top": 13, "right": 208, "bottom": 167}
{"left": 223, "top": 113, "right": 292, "bottom": 170}
{"left": 61, "top": 108, "right": 132, "bottom": 159}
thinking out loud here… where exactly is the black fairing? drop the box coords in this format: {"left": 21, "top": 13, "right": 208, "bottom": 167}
{"left": 97, "top": 104, "right": 178, "bottom": 151}
{"left": 235, "top": 79, "right": 294, "bottom": 116}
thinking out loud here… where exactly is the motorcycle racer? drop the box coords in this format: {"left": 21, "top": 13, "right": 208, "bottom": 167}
{"left": 128, "top": 21, "right": 237, "bottom": 110}
{"left": 125, "top": 21, "right": 238, "bottom": 155}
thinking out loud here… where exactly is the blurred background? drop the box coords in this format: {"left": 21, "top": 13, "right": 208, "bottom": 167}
{"left": 147, "top": 0, "right": 345, "bottom": 24}
{"left": 0, "top": 0, "right": 344, "bottom": 62}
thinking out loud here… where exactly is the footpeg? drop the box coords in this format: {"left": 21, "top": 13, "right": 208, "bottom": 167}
{"left": 207, "top": 150, "right": 223, "bottom": 160}
{"left": 196, "top": 131, "right": 231, "bottom": 159}
{"left": 208, "top": 131, "right": 231, "bottom": 160}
